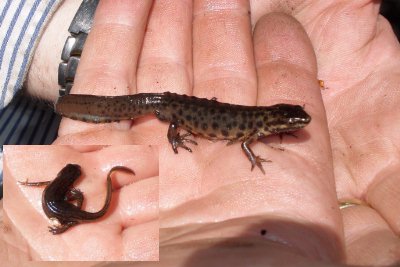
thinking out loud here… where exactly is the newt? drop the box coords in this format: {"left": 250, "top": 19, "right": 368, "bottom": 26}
{"left": 55, "top": 92, "right": 311, "bottom": 173}
{"left": 18, "top": 164, "right": 134, "bottom": 234}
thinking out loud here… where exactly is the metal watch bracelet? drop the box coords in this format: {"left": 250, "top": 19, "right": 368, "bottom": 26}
{"left": 58, "top": 0, "right": 99, "bottom": 96}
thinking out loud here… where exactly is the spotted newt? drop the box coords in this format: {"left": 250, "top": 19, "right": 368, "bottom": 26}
{"left": 18, "top": 164, "right": 135, "bottom": 234}
{"left": 55, "top": 92, "right": 311, "bottom": 173}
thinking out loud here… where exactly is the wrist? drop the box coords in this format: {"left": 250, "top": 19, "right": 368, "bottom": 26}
{"left": 25, "top": 0, "right": 81, "bottom": 101}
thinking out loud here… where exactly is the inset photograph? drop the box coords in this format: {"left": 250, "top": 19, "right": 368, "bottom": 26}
{"left": 3, "top": 145, "right": 159, "bottom": 261}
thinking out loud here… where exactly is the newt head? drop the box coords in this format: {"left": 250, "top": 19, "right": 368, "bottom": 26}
{"left": 264, "top": 104, "right": 311, "bottom": 134}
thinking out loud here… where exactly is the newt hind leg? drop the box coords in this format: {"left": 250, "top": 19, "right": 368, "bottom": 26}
{"left": 167, "top": 122, "right": 197, "bottom": 153}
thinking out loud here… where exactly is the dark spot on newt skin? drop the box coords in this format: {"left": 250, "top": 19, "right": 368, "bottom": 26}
{"left": 256, "top": 121, "right": 263, "bottom": 128}
{"left": 212, "top": 122, "right": 219, "bottom": 130}
{"left": 201, "top": 123, "right": 208, "bottom": 130}
{"left": 186, "top": 115, "right": 192, "bottom": 121}
{"left": 221, "top": 129, "right": 229, "bottom": 136}
{"left": 239, "top": 124, "right": 246, "bottom": 130}
{"left": 236, "top": 132, "right": 244, "bottom": 138}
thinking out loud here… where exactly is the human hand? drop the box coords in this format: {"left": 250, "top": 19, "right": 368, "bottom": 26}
{"left": 50, "top": 0, "right": 340, "bottom": 264}
{"left": 3, "top": 145, "right": 158, "bottom": 261}
{"left": 274, "top": 0, "right": 400, "bottom": 265}
{"left": 52, "top": 0, "right": 342, "bottom": 264}
{"left": 23, "top": 0, "right": 400, "bottom": 265}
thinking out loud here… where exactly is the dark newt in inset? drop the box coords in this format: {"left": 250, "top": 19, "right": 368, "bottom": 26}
{"left": 55, "top": 92, "right": 311, "bottom": 173}
{"left": 18, "top": 164, "right": 134, "bottom": 234}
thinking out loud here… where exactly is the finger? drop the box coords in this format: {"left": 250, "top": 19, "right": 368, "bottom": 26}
{"left": 254, "top": 12, "right": 318, "bottom": 104}
{"left": 253, "top": 12, "right": 343, "bottom": 259}
{"left": 253, "top": 13, "right": 329, "bottom": 168}
{"left": 192, "top": 0, "right": 257, "bottom": 103}
{"left": 137, "top": 0, "right": 193, "bottom": 94}
{"left": 117, "top": 176, "right": 158, "bottom": 226}
{"left": 73, "top": 0, "right": 153, "bottom": 95}
{"left": 91, "top": 145, "right": 159, "bottom": 189}
{"left": 58, "top": 0, "right": 153, "bottom": 136}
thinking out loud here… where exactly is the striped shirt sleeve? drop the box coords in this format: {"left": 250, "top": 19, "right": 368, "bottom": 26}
{"left": 0, "top": 0, "right": 63, "bottom": 109}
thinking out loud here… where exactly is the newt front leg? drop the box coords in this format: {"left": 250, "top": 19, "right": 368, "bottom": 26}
{"left": 167, "top": 122, "right": 198, "bottom": 153}
{"left": 241, "top": 132, "right": 271, "bottom": 174}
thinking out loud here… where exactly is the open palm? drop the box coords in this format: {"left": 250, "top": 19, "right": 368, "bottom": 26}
{"left": 296, "top": 1, "right": 400, "bottom": 265}
{"left": 17, "top": 0, "right": 399, "bottom": 265}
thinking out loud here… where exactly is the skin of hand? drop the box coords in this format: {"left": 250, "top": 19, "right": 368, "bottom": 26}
{"left": 2, "top": 145, "right": 159, "bottom": 261}
{"left": 16, "top": 0, "right": 400, "bottom": 265}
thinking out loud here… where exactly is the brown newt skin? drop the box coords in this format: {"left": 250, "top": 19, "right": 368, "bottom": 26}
{"left": 55, "top": 92, "right": 311, "bottom": 173}
{"left": 18, "top": 164, "right": 135, "bottom": 234}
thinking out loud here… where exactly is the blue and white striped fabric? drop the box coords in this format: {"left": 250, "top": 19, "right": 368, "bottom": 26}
{"left": 0, "top": 0, "right": 63, "bottom": 109}
{"left": 0, "top": 0, "right": 64, "bottom": 198}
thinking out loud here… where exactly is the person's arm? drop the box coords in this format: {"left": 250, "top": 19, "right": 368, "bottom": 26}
{"left": 0, "top": 0, "right": 72, "bottom": 108}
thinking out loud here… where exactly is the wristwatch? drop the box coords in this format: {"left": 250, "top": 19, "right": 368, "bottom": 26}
{"left": 58, "top": 0, "right": 99, "bottom": 96}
